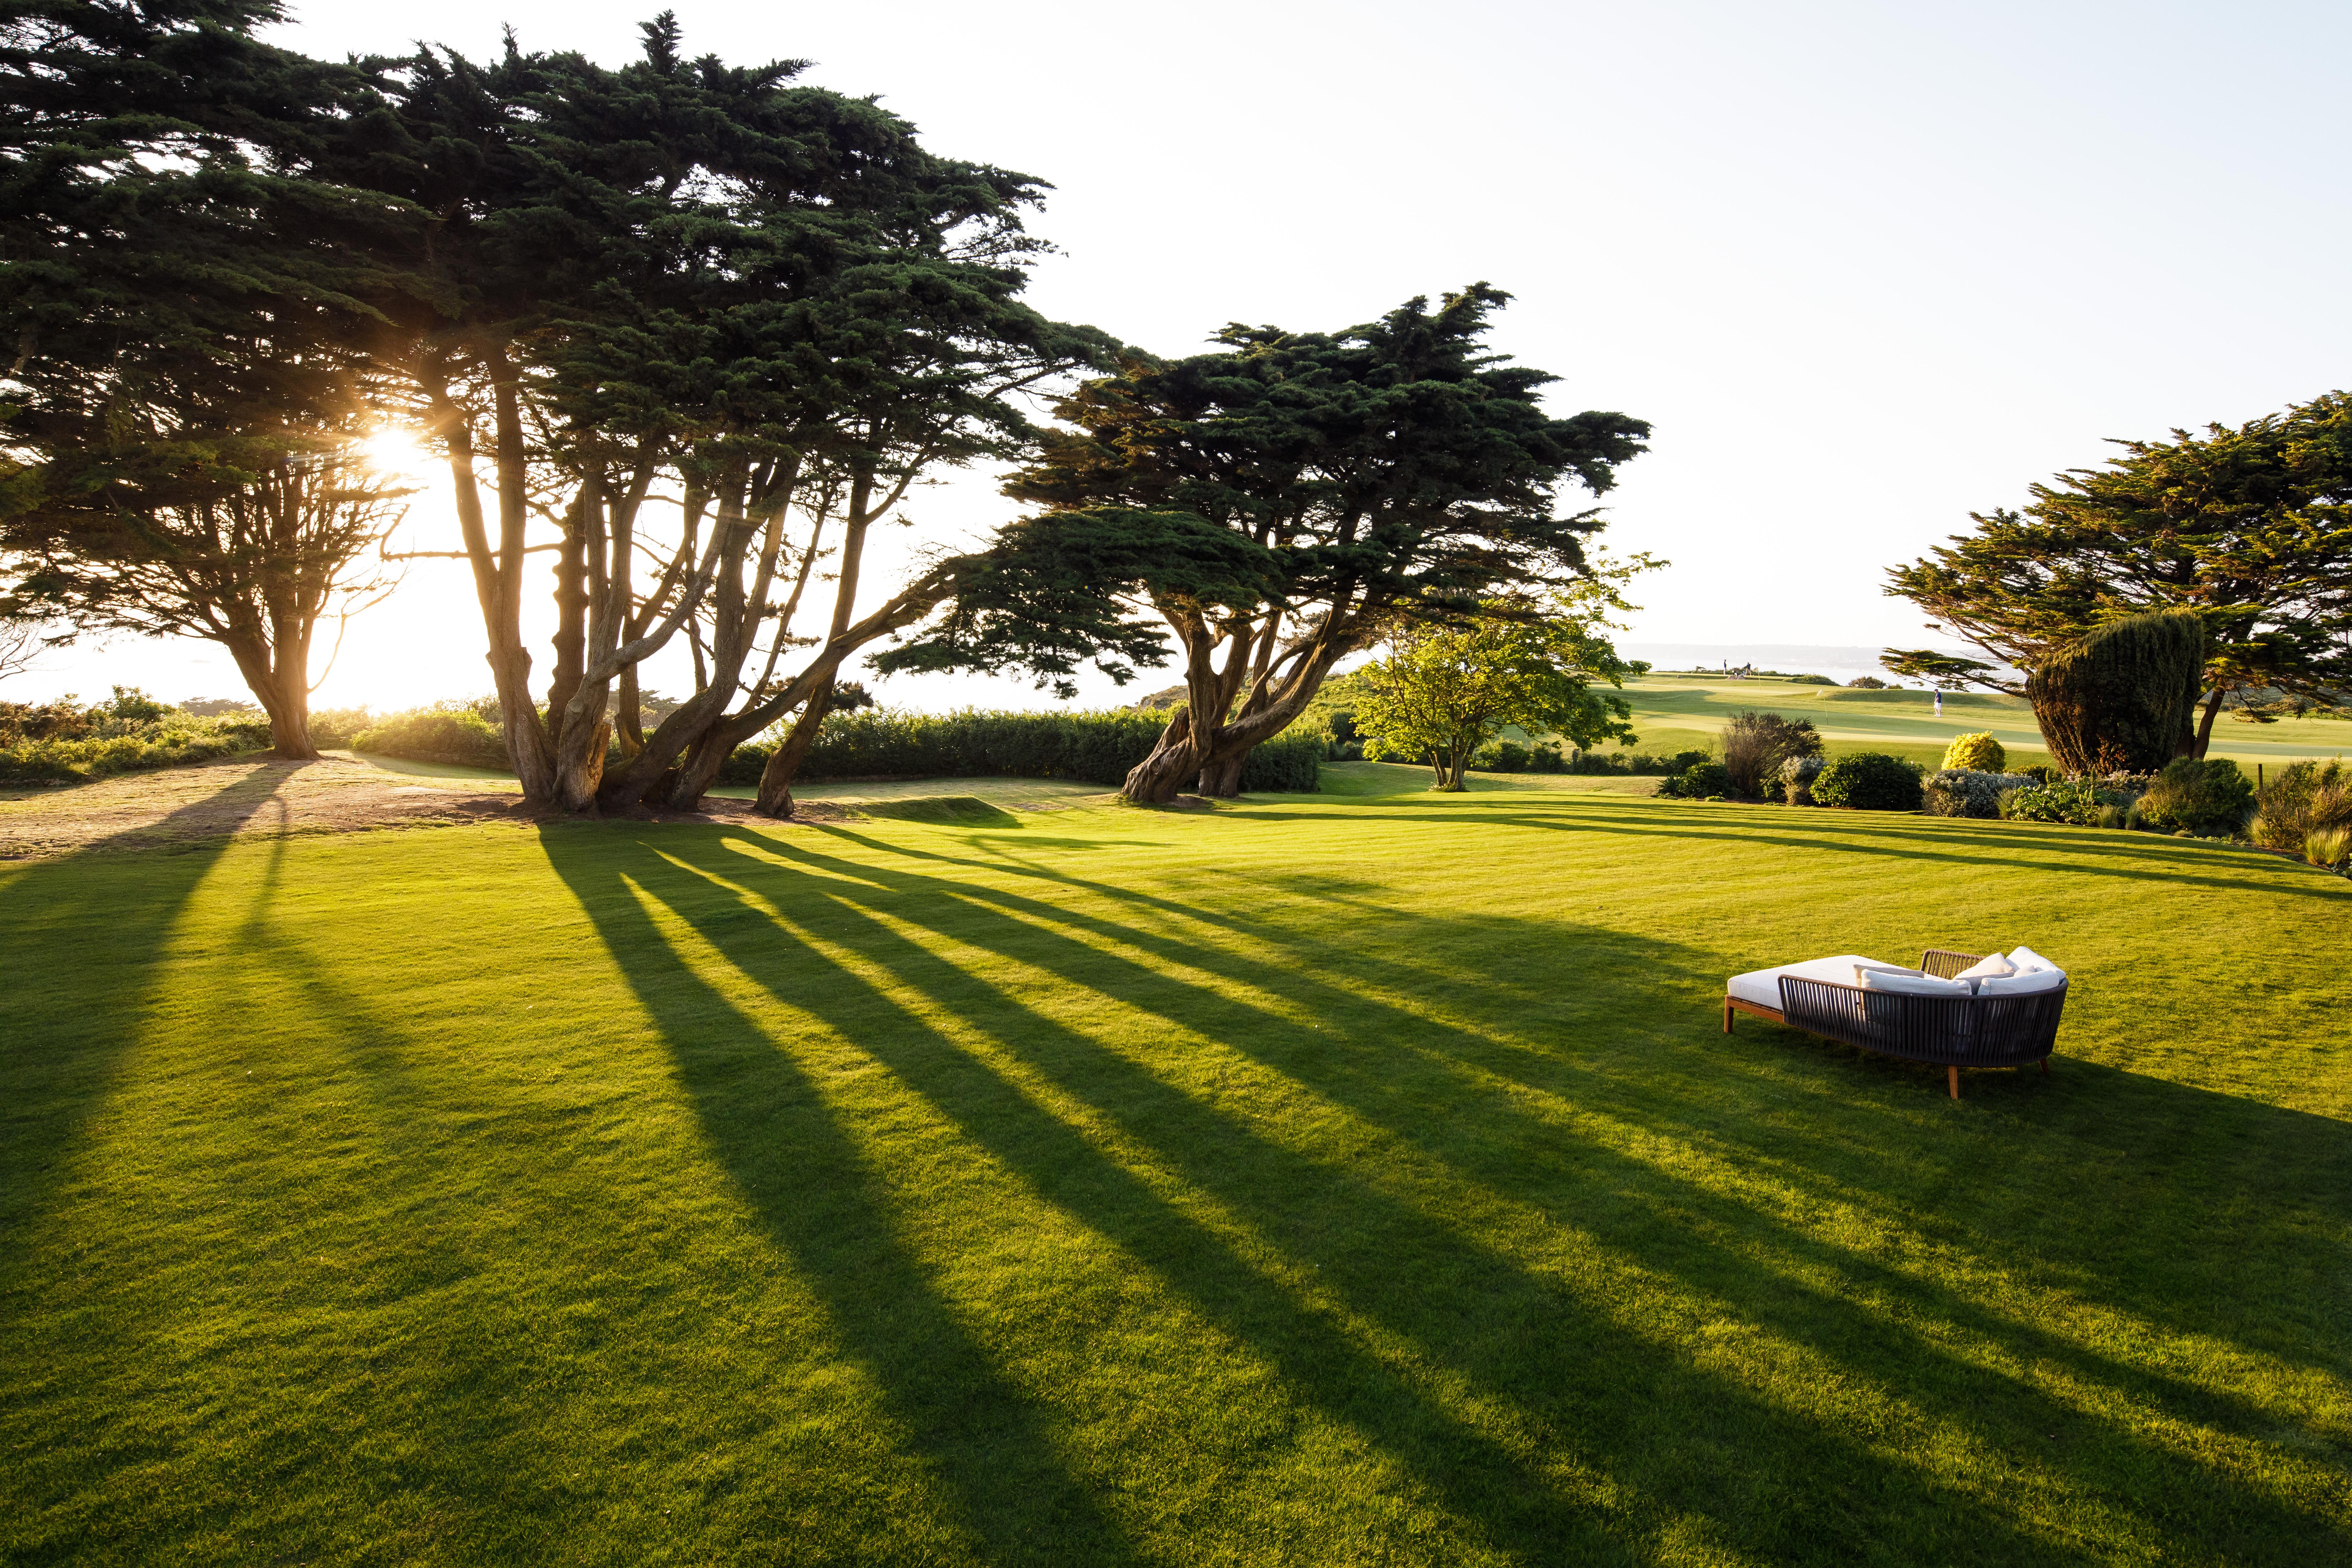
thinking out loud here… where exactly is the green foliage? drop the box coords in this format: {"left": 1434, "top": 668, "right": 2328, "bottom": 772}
{"left": 1881, "top": 651, "right": 2001, "bottom": 690}
{"left": 1999, "top": 778, "right": 2131, "bottom": 826}
{"left": 2249, "top": 760, "right": 2352, "bottom": 852}
{"left": 1785, "top": 673, "right": 1837, "bottom": 685}
{"left": 351, "top": 710, "right": 511, "bottom": 772}
{"left": 720, "top": 709, "right": 1323, "bottom": 794}
{"left": 1810, "top": 752, "right": 1925, "bottom": 812}
{"left": 1527, "top": 742, "right": 1566, "bottom": 774}
{"left": 0, "top": 693, "right": 270, "bottom": 781}
{"left": 1355, "top": 580, "right": 1646, "bottom": 790}
{"left": 1846, "top": 675, "right": 1891, "bottom": 689}
{"left": 2130, "top": 757, "right": 2256, "bottom": 838}
{"left": 1941, "top": 731, "right": 2007, "bottom": 772}
{"left": 1471, "top": 740, "right": 1531, "bottom": 773}
{"left": 2029, "top": 611, "right": 2207, "bottom": 774}
{"left": 1658, "top": 761, "right": 1733, "bottom": 799}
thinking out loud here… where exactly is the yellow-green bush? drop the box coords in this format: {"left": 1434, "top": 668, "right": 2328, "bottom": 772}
{"left": 1941, "top": 731, "right": 2006, "bottom": 772}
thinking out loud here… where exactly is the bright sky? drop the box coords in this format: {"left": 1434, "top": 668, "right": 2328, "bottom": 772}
{"left": 19, "top": 0, "right": 2352, "bottom": 713}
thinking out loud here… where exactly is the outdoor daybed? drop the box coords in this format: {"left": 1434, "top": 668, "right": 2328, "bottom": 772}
{"left": 1722, "top": 948, "right": 2068, "bottom": 1099}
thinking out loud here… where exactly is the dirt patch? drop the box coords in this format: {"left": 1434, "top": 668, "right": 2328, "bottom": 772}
{"left": 0, "top": 753, "right": 855, "bottom": 862}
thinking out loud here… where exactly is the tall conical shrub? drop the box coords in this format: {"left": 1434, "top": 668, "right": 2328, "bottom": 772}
{"left": 2026, "top": 610, "right": 2205, "bottom": 775}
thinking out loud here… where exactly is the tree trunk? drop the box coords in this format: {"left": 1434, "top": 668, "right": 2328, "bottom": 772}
{"left": 1120, "top": 707, "right": 1203, "bottom": 804}
{"left": 753, "top": 679, "right": 835, "bottom": 817}
{"left": 2188, "top": 687, "right": 2229, "bottom": 758}
{"left": 1198, "top": 751, "right": 1246, "bottom": 797}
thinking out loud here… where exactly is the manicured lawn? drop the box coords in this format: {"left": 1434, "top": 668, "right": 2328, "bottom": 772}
{"left": 3, "top": 776, "right": 2348, "bottom": 1564}
{"left": 1561, "top": 675, "right": 2352, "bottom": 772}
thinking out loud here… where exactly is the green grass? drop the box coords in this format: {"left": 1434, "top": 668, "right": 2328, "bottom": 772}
{"left": 4, "top": 772, "right": 2349, "bottom": 1564}
{"left": 1546, "top": 675, "right": 2352, "bottom": 771}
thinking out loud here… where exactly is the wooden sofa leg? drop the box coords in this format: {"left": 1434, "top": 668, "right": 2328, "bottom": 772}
{"left": 1948, "top": 1065, "right": 1960, "bottom": 1101}
{"left": 2041, "top": 1057, "right": 2050, "bottom": 1075}
{"left": 1723, "top": 999, "right": 1733, "bottom": 1034}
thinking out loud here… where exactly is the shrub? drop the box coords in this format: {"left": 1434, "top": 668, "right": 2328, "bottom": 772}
{"left": 1921, "top": 767, "right": 2038, "bottom": 818}
{"left": 1659, "top": 761, "right": 1733, "bottom": 799}
{"left": 1528, "top": 742, "right": 1566, "bottom": 773}
{"left": 1471, "top": 739, "right": 1530, "bottom": 773}
{"left": 1847, "top": 676, "right": 1890, "bottom": 689}
{"left": 1811, "top": 752, "right": 1924, "bottom": 811}
{"left": 1780, "top": 754, "right": 1825, "bottom": 805}
{"left": 2248, "top": 760, "right": 2352, "bottom": 852}
{"left": 2027, "top": 609, "right": 2206, "bottom": 775}
{"left": 2307, "top": 825, "right": 2351, "bottom": 871}
{"left": 1785, "top": 673, "right": 1837, "bottom": 685}
{"left": 718, "top": 708, "right": 1324, "bottom": 794}
{"left": 351, "top": 709, "right": 512, "bottom": 771}
{"left": 2129, "top": 757, "right": 2256, "bottom": 837}
{"left": 1941, "top": 731, "right": 2006, "bottom": 772}
{"left": 1999, "top": 777, "right": 2131, "bottom": 826}
{"left": 1720, "top": 711, "right": 1823, "bottom": 798}
{"left": 0, "top": 728, "right": 253, "bottom": 782}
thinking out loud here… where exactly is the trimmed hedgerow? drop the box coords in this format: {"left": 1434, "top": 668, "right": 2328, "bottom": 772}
{"left": 717, "top": 708, "right": 1323, "bottom": 793}
{"left": 350, "top": 709, "right": 511, "bottom": 771}
{"left": 1811, "top": 752, "right": 1925, "bottom": 812}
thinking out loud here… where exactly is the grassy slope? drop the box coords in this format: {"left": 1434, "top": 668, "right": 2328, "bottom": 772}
{"left": 1548, "top": 676, "right": 2352, "bottom": 771}
{"left": 3, "top": 781, "right": 2348, "bottom": 1565}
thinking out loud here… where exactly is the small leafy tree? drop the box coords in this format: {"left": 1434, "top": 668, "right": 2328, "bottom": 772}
{"left": 1354, "top": 574, "right": 1647, "bottom": 791}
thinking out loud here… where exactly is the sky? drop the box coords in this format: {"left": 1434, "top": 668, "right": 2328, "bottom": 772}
{"left": 18, "top": 0, "right": 2352, "bottom": 712}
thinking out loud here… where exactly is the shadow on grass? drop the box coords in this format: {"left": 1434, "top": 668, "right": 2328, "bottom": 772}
{"left": 543, "top": 821, "right": 2348, "bottom": 1564}
{"left": 0, "top": 761, "right": 303, "bottom": 1236}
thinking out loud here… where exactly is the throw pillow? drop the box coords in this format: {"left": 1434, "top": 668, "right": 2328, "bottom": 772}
{"left": 1954, "top": 953, "right": 2018, "bottom": 992}
{"left": 1978, "top": 968, "right": 2066, "bottom": 997}
{"left": 2008, "top": 945, "right": 2058, "bottom": 974}
{"left": 1857, "top": 969, "right": 1972, "bottom": 997}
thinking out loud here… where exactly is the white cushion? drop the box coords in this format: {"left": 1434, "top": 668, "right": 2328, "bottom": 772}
{"left": 1978, "top": 967, "right": 2066, "bottom": 997}
{"left": 1858, "top": 969, "right": 1973, "bottom": 997}
{"left": 2008, "top": 945, "right": 2059, "bottom": 974}
{"left": 1955, "top": 954, "right": 2017, "bottom": 984}
{"left": 1726, "top": 954, "right": 1905, "bottom": 1011}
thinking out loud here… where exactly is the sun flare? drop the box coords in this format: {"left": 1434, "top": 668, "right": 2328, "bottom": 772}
{"left": 360, "top": 427, "right": 431, "bottom": 476}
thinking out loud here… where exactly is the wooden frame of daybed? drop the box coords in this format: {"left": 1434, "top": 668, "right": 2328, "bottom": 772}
{"left": 1723, "top": 948, "right": 2067, "bottom": 1100}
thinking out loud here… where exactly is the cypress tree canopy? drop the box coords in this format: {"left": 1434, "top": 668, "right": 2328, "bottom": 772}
{"left": 875, "top": 285, "right": 1650, "bottom": 799}
{"left": 1887, "top": 393, "right": 2352, "bottom": 754}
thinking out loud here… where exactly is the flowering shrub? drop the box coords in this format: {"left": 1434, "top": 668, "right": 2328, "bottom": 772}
{"left": 1780, "top": 754, "right": 1825, "bottom": 805}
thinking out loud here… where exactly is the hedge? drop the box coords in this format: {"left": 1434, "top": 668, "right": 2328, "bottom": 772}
{"left": 722, "top": 708, "right": 1323, "bottom": 793}
{"left": 350, "top": 709, "right": 512, "bottom": 771}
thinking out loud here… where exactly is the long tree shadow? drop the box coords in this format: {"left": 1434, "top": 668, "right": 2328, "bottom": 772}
{"left": 547, "top": 823, "right": 2348, "bottom": 1563}
{"left": 0, "top": 761, "right": 302, "bottom": 1239}
{"left": 541, "top": 826, "right": 1159, "bottom": 1566}
{"left": 791, "top": 825, "right": 2349, "bottom": 1380}
{"left": 682, "top": 828, "right": 2351, "bottom": 1559}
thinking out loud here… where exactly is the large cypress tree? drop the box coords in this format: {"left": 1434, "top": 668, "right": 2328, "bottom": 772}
{"left": 0, "top": 1, "right": 411, "bottom": 755}
{"left": 321, "top": 14, "right": 1107, "bottom": 811}
{"left": 1887, "top": 394, "right": 2352, "bottom": 756}
{"left": 878, "top": 286, "right": 1651, "bottom": 803}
